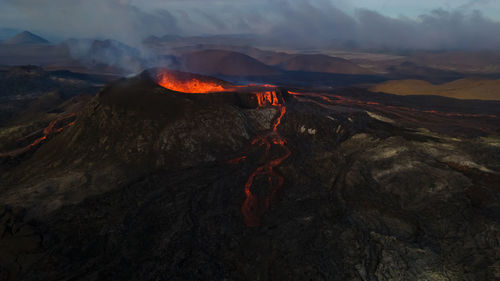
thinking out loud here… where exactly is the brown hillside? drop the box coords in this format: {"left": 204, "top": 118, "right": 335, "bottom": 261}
{"left": 280, "top": 54, "right": 372, "bottom": 74}
{"left": 181, "top": 49, "right": 280, "bottom": 76}
{"left": 371, "top": 78, "right": 500, "bottom": 100}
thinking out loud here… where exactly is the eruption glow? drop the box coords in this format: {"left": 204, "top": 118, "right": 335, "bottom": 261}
{"left": 157, "top": 71, "right": 228, "bottom": 93}
{"left": 238, "top": 92, "right": 290, "bottom": 227}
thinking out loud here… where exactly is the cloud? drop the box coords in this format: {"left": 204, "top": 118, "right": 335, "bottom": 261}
{"left": 0, "top": 0, "right": 180, "bottom": 44}
{"left": 459, "top": 0, "right": 495, "bottom": 9}
{"left": 258, "top": 1, "right": 500, "bottom": 50}
{"left": 352, "top": 8, "right": 500, "bottom": 50}
{"left": 1, "top": 0, "right": 500, "bottom": 50}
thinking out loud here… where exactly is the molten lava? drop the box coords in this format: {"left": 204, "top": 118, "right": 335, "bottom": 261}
{"left": 228, "top": 156, "right": 247, "bottom": 165}
{"left": 156, "top": 70, "right": 280, "bottom": 95}
{"left": 237, "top": 91, "right": 291, "bottom": 227}
{"left": 255, "top": 91, "right": 281, "bottom": 107}
{"left": 155, "top": 71, "right": 291, "bottom": 227}
{"left": 0, "top": 114, "right": 76, "bottom": 158}
{"left": 157, "top": 71, "right": 228, "bottom": 93}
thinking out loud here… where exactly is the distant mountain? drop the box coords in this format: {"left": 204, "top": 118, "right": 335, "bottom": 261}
{"left": 181, "top": 49, "right": 280, "bottom": 76}
{"left": 143, "top": 34, "right": 183, "bottom": 44}
{"left": 279, "top": 54, "right": 372, "bottom": 75}
{"left": 0, "top": 28, "right": 20, "bottom": 41}
{"left": 371, "top": 78, "right": 500, "bottom": 101}
{"left": 3, "top": 31, "right": 49, "bottom": 45}
{"left": 409, "top": 51, "right": 500, "bottom": 74}
{"left": 386, "top": 61, "right": 463, "bottom": 83}
{"left": 63, "top": 38, "right": 142, "bottom": 74}
{"left": 171, "top": 44, "right": 292, "bottom": 66}
{"left": 143, "top": 34, "right": 257, "bottom": 52}
{"left": 0, "top": 42, "right": 81, "bottom": 70}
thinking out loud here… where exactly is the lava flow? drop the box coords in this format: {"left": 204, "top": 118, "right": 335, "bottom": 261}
{"left": 0, "top": 114, "right": 76, "bottom": 158}
{"left": 239, "top": 91, "right": 291, "bottom": 227}
{"left": 156, "top": 70, "right": 291, "bottom": 227}
{"left": 157, "top": 71, "right": 229, "bottom": 93}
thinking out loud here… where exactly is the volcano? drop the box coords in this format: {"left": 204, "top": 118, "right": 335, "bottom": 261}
{"left": 1, "top": 69, "right": 500, "bottom": 280}
{"left": 3, "top": 31, "right": 49, "bottom": 45}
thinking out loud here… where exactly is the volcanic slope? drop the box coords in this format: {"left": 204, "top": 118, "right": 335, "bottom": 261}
{"left": 0, "top": 65, "right": 109, "bottom": 159}
{"left": 1, "top": 70, "right": 500, "bottom": 280}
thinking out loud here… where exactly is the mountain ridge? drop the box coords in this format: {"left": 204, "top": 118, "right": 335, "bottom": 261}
{"left": 3, "top": 31, "right": 50, "bottom": 45}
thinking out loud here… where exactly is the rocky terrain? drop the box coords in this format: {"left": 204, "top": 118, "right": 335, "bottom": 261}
{"left": 0, "top": 65, "right": 116, "bottom": 159}
{"left": 1, "top": 69, "right": 500, "bottom": 280}
{"left": 371, "top": 77, "right": 500, "bottom": 101}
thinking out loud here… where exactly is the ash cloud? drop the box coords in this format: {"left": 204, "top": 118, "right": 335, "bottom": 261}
{"left": 1, "top": 0, "right": 500, "bottom": 50}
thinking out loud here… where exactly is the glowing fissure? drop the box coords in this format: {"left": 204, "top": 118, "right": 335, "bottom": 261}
{"left": 228, "top": 156, "right": 247, "bottom": 164}
{"left": 0, "top": 114, "right": 76, "bottom": 158}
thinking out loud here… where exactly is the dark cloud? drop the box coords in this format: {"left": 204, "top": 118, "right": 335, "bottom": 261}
{"left": 1, "top": 0, "right": 500, "bottom": 50}
{"left": 352, "top": 8, "right": 500, "bottom": 50}
{"left": 264, "top": 0, "right": 357, "bottom": 46}
{"left": 258, "top": 1, "right": 500, "bottom": 50}
{"left": 459, "top": 0, "right": 495, "bottom": 9}
{"left": 0, "top": 0, "right": 180, "bottom": 44}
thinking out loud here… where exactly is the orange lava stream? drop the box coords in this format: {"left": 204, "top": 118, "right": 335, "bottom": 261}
{"left": 0, "top": 114, "right": 76, "bottom": 158}
{"left": 240, "top": 93, "right": 291, "bottom": 227}
{"left": 228, "top": 156, "right": 247, "bottom": 165}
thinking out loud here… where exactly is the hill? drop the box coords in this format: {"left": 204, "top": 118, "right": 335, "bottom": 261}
{"left": 409, "top": 51, "right": 500, "bottom": 74}
{"left": 279, "top": 54, "right": 372, "bottom": 74}
{"left": 3, "top": 31, "right": 49, "bottom": 45}
{"left": 181, "top": 49, "right": 280, "bottom": 76}
{"left": 371, "top": 78, "right": 500, "bottom": 100}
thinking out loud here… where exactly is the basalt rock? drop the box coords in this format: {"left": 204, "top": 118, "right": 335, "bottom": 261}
{"left": 1, "top": 71, "right": 500, "bottom": 281}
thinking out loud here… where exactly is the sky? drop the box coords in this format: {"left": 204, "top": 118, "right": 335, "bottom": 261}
{"left": 1, "top": 0, "right": 500, "bottom": 50}
{"left": 340, "top": 0, "right": 500, "bottom": 19}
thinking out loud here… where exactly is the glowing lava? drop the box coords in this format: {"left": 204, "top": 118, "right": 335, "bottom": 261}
{"left": 156, "top": 71, "right": 291, "bottom": 227}
{"left": 239, "top": 92, "right": 290, "bottom": 227}
{"left": 255, "top": 91, "right": 281, "bottom": 107}
{"left": 0, "top": 114, "right": 76, "bottom": 158}
{"left": 157, "top": 71, "right": 228, "bottom": 93}
{"left": 156, "top": 70, "right": 279, "bottom": 95}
